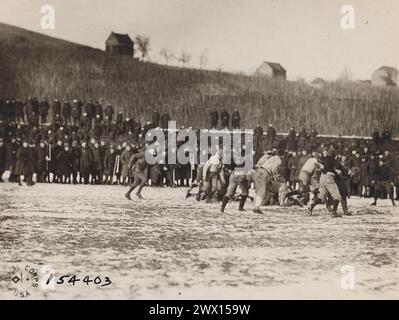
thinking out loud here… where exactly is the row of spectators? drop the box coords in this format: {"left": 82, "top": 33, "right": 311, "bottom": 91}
{"left": 0, "top": 98, "right": 243, "bottom": 128}
{"left": 0, "top": 97, "right": 397, "bottom": 198}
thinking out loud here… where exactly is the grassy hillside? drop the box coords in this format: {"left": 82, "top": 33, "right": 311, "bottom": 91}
{"left": 1, "top": 22, "right": 399, "bottom": 136}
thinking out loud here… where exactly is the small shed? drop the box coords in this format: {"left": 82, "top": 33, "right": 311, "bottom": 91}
{"left": 255, "top": 61, "right": 286, "bottom": 80}
{"left": 371, "top": 66, "right": 398, "bottom": 86}
{"left": 105, "top": 32, "right": 134, "bottom": 57}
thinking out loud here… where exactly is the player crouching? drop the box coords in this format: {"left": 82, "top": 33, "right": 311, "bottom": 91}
{"left": 220, "top": 168, "right": 252, "bottom": 213}
{"left": 308, "top": 149, "right": 345, "bottom": 217}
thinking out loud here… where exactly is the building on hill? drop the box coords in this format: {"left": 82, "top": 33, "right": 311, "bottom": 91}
{"left": 255, "top": 61, "right": 286, "bottom": 80}
{"left": 371, "top": 66, "right": 398, "bottom": 86}
{"left": 105, "top": 32, "right": 134, "bottom": 57}
{"left": 310, "top": 77, "right": 327, "bottom": 88}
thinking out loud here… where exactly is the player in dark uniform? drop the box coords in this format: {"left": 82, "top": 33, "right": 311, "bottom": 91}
{"left": 125, "top": 148, "right": 148, "bottom": 200}
{"left": 370, "top": 159, "right": 396, "bottom": 207}
{"left": 309, "top": 149, "right": 346, "bottom": 217}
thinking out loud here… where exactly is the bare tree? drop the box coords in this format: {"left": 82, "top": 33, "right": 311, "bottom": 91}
{"left": 296, "top": 77, "right": 306, "bottom": 84}
{"left": 135, "top": 35, "right": 150, "bottom": 61}
{"left": 178, "top": 51, "right": 191, "bottom": 67}
{"left": 199, "top": 49, "right": 209, "bottom": 69}
{"left": 160, "top": 48, "right": 171, "bottom": 65}
{"left": 338, "top": 66, "right": 353, "bottom": 81}
{"left": 168, "top": 52, "right": 177, "bottom": 66}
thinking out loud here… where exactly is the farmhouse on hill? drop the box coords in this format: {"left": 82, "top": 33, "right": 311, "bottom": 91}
{"left": 255, "top": 61, "right": 286, "bottom": 80}
{"left": 105, "top": 32, "right": 134, "bottom": 57}
{"left": 310, "top": 77, "right": 327, "bottom": 88}
{"left": 371, "top": 66, "right": 398, "bottom": 86}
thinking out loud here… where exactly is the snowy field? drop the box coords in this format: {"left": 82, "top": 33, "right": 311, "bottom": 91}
{"left": 0, "top": 176, "right": 398, "bottom": 300}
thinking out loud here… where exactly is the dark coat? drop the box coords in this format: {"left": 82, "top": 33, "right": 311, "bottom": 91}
{"left": 280, "top": 154, "right": 290, "bottom": 181}
{"left": 350, "top": 157, "right": 362, "bottom": 184}
{"left": 209, "top": 110, "right": 219, "bottom": 127}
{"left": 152, "top": 110, "right": 161, "bottom": 126}
{"left": 392, "top": 157, "right": 399, "bottom": 175}
{"left": 28, "top": 98, "right": 39, "bottom": 115}
{"left": 254, "top": 126, "right": 263, "bottom": 149}
{"left": 39, "top": 101, "right": 50, "bottom": 116}
{"left": 285, "top": 131, "right": 297, "bottom": 151}
{"left": 72, "top": 103, "right": 82, "bottom": 119}
{"left": 62, "top": 102, "right": 71, "bottom": 116}
{"left": 15, "top": 101, "right": 25, "bottom": 117}
{"left": 36, "top": 146, "right": 48, "bottom": 173}
{"left": 220, "top": 111, "right": 230, "bottom": 128}
{"left": 91, "top": 147, "right": 103, "bottom": 171}
{"left": 254, "top": 126, "right": 263, "bottom": 139}
{"left": 297, "top": 130, "right": 309, "bottom": 151}
{"left": 95, "top": 103, "right": 103, "bottom": 118}
{"left": 56, "top": 150, "right": 73, "bottom": 176}
{"left": 374, "top": 165, "right": 393, "bottom": 183}
{"left": 51, "top": 144, "right": 64, "bottom": 173}
{"left": 231, "top": 111, "right": 240, "bottom": 128}
{"left": 266, "top": 126, "right": 276, "bottom": 146}
{"left": 79, "top": 147, "right": 93, "bottom": 174}
{"left": 0, "top": 144, "right": 6, "bottom": 172}
{"left": 367, "top": 158, "right": 378, "bottom": 182}
{"left": 103, "top": 150, "right": 117, "bottom": 175}
{"left": 71, "top": 147, "right": 81, "bottom": 171}
{"left": 15, "top": 146, "right": 34, "bottom": 176}
{"left": 288, "top": 156, "right": 299, "bottom": 181}
{"left": 359, "top": 160, "right": 370, "bottom": 186}
{"left": 84, "top": 103, "right": 95, "bottom": 118}
{"left": 104, "top": 105, "right": 114, "bottom": 118}
{"left": 9, "top": 142, "right": 19, "bottom": 173}
{"left": 160, "top": 112, "right": 170, "bottom": 129}
{"left": 392, "top": 157, "right": 399, "bottom": 184}
{"left": 52, "top": 101, "right": 61, "bottom": 116}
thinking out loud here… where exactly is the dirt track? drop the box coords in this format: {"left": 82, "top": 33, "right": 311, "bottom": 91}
{"left": 0, "top": 181, "right": 398, "bottom": 299}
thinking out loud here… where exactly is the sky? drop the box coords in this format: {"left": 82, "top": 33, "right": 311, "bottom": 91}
{"left": 0, "top": 0, "right": 398, "bottom": 81}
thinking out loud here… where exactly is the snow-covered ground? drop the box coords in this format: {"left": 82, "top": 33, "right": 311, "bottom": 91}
{"left": 0, "top": 178, "right": 398, "bottom": 300}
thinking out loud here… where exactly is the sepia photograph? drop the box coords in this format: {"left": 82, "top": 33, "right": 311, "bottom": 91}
{"left": 0, "top": 0, "right": 398, "bottom": 308}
